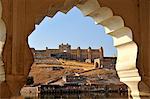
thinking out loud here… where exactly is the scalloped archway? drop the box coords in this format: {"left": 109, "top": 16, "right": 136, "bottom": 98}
{"left": 1, "top": 0, "right": 149, "bottom": 98}
{"left": 32, "top": 0, "right": 141, "bottom": 98}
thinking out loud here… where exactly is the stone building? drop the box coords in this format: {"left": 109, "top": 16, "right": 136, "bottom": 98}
{"left": 101, "top": 57, "right": 117, "bottom": 69}
{"left": 31, "top": 43, "right": 104, "bottom": 61}
{"left": 94, "top": 57, "right": 117, "bottom": 69}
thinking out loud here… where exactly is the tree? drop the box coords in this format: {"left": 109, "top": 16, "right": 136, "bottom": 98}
{"left": 26, "top": 76, "right": 34, "bottom": 85}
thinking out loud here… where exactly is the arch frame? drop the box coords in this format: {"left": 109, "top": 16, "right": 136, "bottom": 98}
{"left": 27, "top": 0, "right": 143, "bottom": 97}
{"left": 0, "top": 0, "right": 150, "bottom": 98}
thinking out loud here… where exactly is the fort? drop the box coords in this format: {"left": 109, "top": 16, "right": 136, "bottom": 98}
{"left": 31, "top": 44, "right": 117, "bottom": 70}
{"left": 31, "top": 43, "right": 104, "bottom": 62}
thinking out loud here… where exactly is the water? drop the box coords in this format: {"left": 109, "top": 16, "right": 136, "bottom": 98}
{"left": 37, "top": 92, "right": 129, "bottom": 99}
{"left": 23, "top": 92, "right": 150, "bottom": 99}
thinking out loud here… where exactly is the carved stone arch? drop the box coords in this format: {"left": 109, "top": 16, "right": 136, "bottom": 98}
{"left": 0, "top": 0, "right": 149, "bottom": 98}
{"left": 30, "top": 0, "right": 141, "bottom": 98}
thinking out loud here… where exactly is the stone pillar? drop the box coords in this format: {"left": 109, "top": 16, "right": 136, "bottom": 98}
{"left": 0, "top": 0, "right": 65, "bottom": 98}
{"left": 136, "top": 0, "right": 150, "bottom": 95}
{"left": 0, "top": 0, "right": 35, "bottom": 97}
{"left": 97, "top": 0, "right": 150, "bottom": 96}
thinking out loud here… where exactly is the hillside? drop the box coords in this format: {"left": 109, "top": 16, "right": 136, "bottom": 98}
{"left": 28, "top": 58, "right": 113, "bottom": 84}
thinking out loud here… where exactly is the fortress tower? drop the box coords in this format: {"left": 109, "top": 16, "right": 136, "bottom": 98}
{"left": 87, "top": 47, "right": 92, "bottom": 59}
{"left": 77, "top": 47, "right": 81, "bottom": 61}
{"left": 59, "top": 43, "right": 71, "bottom": 53}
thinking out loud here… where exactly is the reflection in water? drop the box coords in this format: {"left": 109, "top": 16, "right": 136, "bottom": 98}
{"left": 30, "top": 92, "right": 128, "bottom": 99}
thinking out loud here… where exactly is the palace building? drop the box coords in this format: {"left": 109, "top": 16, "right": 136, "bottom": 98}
{"left": 31, "top": 43, "right": 104, "bottom": 61}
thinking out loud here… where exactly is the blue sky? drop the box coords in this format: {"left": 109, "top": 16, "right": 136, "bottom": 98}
{"left": 28, "top": 7, "right": 116, "bottom": 57}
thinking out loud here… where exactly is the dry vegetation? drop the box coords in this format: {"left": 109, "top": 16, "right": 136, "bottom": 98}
{"left": 29, "top": 59, "right": 112, "bottom": 84}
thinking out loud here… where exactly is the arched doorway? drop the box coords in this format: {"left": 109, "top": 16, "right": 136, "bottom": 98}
{"left": 95, "top": 62, "right": 99, "bottom": 68}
